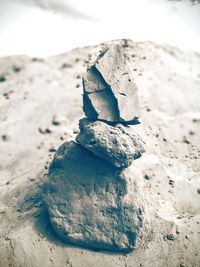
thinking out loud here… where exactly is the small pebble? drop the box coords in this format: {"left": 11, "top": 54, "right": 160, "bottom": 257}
{"left": 2, "top": 135, "right": 9, "bottom": 141}
{"left": 183, "top": 137, "right": 190, "bottom": 144}
{"left": 38, "top": 127, "right": 52, "bottom": 134}
{"left": 144, "top": 174, "right": 150, "bottom": 180}
{"left": 163, "top": 233, "right": 175, "bottom": 241}
{"left": 52, "top": 115, "right": 66, "bottom": 126}
{"left": 13, "top": 66, "right": 21, "bottom": 73}
{"left": 49, "top": 147, "right": 56, "bottom": 152}
{"left": 0, "top": 76, "right": 6, "bottom": 82}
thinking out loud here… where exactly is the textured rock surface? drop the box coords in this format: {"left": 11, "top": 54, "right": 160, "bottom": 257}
{"left": 44, "top": 141, "right": 142, "bottom": 252}
{"left": 83, "top": 43, "right": 139, "bottom": 123}
{"left": 76, "top": 118, "right": 145, "bottom": 168}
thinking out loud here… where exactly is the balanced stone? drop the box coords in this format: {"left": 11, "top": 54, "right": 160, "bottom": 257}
{"left": 76, "top": 118, "right": 145, "bottom": 168}
{"left": 44, "top": 141, "right": 142, "bottom": 252}
{"left": 83, "top": 43, "right": 139, "bottom": 123}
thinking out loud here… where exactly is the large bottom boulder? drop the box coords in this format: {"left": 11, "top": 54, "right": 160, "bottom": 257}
{"left": 43, "top": 141, "right": 143, "bottom": 252}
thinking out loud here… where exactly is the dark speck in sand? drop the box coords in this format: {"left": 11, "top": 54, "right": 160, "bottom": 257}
{"left": 0, "top": 76, "right": 6, "bottom": 82}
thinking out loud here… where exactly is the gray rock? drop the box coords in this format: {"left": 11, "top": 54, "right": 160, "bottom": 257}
{"left": 44, "top": 141, "right": 142, "bottom": 253}
{"left": 83, "top": 43, "right": 139, "bottom": 123}
{"left": 76, "top": 118, "right": 145, "bottom": 168}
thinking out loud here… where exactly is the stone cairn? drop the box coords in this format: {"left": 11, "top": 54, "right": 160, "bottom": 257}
{"left": 44, "top": 43, "right": 145, "bottom": 253}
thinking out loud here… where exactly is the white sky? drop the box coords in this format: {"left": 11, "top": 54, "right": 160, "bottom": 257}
{"left": 0, "top": 0, "right": 199, "bottom": 56}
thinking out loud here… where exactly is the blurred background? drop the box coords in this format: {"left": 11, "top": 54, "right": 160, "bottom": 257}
{"left": 0, "top": 0, "right": 199, "bottom": 57}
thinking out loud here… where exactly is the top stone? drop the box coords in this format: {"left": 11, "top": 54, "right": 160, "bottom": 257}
{"left": 83, "top": 43, "right": 140, "bottom": 123}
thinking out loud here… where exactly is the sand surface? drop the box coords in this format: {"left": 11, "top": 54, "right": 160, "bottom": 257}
{"left": 0, "top": 39, "right": 200, "bottom": 267}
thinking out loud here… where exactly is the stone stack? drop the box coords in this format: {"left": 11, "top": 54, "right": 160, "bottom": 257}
{"left": 44, "top": 43, "right": 145, "bottom": 253}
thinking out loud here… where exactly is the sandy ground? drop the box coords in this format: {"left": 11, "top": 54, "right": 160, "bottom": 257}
{"left": 0, "top": 39, "right": 200, "bottom": 267}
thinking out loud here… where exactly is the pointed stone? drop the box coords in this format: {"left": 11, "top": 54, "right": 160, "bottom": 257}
{"left": 83, "top": 44, "right": 139, "bottom": 123}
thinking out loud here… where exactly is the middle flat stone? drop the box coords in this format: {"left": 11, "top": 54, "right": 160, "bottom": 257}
{"left": 76, "top": 118, "right": 145, "bottom": 168}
